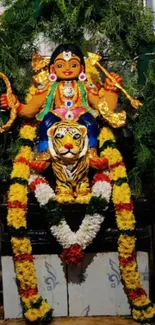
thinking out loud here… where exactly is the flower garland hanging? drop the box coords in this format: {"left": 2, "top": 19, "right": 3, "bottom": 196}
{"left": 6, "top": 122, "right": 155, "bottom": 324}
{"left": 29, "top": 171, "right": 112, "bottom": 265}
{"left": 99, "top": 126, "right": 155, "bottom": 323}
{"left": 7, "top": 123, "right": 53, "bottom": 324}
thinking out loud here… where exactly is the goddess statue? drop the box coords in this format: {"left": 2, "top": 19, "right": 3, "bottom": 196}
{"left": 1, "top": 43, "right": 126, "bottom": 166}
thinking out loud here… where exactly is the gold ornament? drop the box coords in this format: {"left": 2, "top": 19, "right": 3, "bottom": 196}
{"left": 87, "top": 52, "right": 142, "bottom": 109}
{"left": 0, "top": 72, "right": 17, "bottom": 133}
{"left": 85, "top": 58, "right": 102, "bottom": 85}
{"left": 32, "top": 53, "right": 50, "bottom": 71}
{"left": 98, "top": 97, "right": 126, "bottom": 128}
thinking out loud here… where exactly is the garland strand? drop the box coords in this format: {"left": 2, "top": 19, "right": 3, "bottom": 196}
{"left": 29, "top": 170, "right": 112, "bottom": 265}
{"left": 7, "top": 123, "right": 53, "bottom": 324}
{"left": 99, "top": 126, "right": 155, "bottom": 323}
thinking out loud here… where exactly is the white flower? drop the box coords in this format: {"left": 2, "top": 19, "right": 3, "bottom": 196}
{"left": 92, "top": 181, "right": 112, "bottom": 202}
{"left": 29, "top": 174, "right": 39, "bottom": 184}
{"left": 35, "top": 183, "right": 55, "bottom": 205}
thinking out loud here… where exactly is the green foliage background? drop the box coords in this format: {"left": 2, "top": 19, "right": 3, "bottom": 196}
{"left": 0, "top": 0, "right": 155, "bottom": 199}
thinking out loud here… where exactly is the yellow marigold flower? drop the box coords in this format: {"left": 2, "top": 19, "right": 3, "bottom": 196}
{"left": 132, "top": 309, "right": 143, "bottom": 320}
{"left": 16, "top": 263, "right": 37, "bottom": 289}
{"left": 113, "top": 183, "right": 131, "bottom": 204}
{"left": 39, "top": 301, "right": 51, "bottom": 317}
{"left": 143, "top": 306, "right": 155, "bottom": 318}
{"left": 7, "top": 208, "right": 26, "bottom": 228}
{"left": 116, "top": 211, "right": 135, "bottom": 230}
{"left": 11, "top": 162, "right": 30, "bottom": 180}
{"left": 102, "top": 148, "right": 122, "bottom": 165}
{"left": 133, "top": 297, "right": 151, "bottom": 307}
{"left": 133, "top": 307, "right": 155, "bottom": 321}
{"left": 99, "top": 127, "right": 115, "bottom": 148}
{"left": 22, "top": 294, "right": 41, "bottom": 308}
{"left": 8, "top": 184, "right": 28, "bottom": 204}
{"left": 24, "top": 308, "right": 40, "bottom": 322}
{"left": 20, "top": 125, "right": 36, "bottom": 141}
{"left": 122, "top": 270, "right": 140, "bottom": 282}
{"left": 16, "top": 146, "right": 33, "bottom": 161}
{"left": 110, "top": 165, "right": 127, "bottom": 181}
{"left": 11, "top": 237, "right": 32, "bottom": 255}
{"left": 118, "top": 235, "right": 135, "bottom": 256}
{"left": 122, "top": 277, "right": 141, "bottom": 290}
{"left": 120, "top": 260, "right": 137, "bottom": 273}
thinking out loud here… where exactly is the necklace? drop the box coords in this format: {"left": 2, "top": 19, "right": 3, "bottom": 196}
{"left": 58, "top": 81, "right": 80, "bottom": 109}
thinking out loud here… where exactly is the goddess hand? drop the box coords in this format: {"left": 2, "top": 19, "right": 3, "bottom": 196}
{"left": 0, "top": 93, "right": 20, "bottom": 111}
{"left": 0, "top": 93, "right": 10, "bottom": 110}
{"left": 104, "top": 72, "right": 122, "bottom": 92}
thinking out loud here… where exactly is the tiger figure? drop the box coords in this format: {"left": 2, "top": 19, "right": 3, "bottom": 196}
{"left": 47, "top": 120, "right": 91, "bottom": 204}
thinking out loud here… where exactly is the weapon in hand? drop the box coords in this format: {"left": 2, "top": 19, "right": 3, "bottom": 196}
{"left": 87, "top": 52, "right": 142, "bottom": 109}
{"left": 0, "top": 72, "right": 17, "bottom": 133}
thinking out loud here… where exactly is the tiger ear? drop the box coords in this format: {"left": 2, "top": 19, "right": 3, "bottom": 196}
{"left": 47, "top": 125, "right": 57, "bottom": 137}
{"left": 78, "top": 125, "right": 87, "bottom": 137}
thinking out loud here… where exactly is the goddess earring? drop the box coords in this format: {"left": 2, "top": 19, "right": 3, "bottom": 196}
{"left": 49, "top": 66, "right": 57, "bottom": 82}
{"left": 78, "top": 72, "right": 86, "bottom": 81}
{"left": 49, "top": 73, "right": 57, "bottom": 82}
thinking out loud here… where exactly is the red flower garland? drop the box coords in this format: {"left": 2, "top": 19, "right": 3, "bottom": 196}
{"left": 60, "top": 244, "right": 84, "bottom": 265}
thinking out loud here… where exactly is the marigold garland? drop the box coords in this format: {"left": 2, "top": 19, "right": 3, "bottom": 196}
{"left": 99, "top": 126, "right": 155, "bottom": 323}
{"left": 7, "top": 123, "right": 53, "bottom": 324}
{"left": 6, "top": 121, "right": 155, "bottom": 323}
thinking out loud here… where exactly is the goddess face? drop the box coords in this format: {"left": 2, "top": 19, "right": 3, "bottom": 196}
{"left": 50, "top": 52, "right": 83, "bottom": 80}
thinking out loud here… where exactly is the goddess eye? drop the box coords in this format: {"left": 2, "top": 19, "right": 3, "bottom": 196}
{"left": 71, "top": 64, "right": 77, "bottom": 68}
{"left": 55, "top": 133, "right": 64, "bottom": 139}
{"left": 73, "top": 133, "right": 81, "bottom": 139}
{"left": 56, "top": 64, "right": 63, "bottom": 68}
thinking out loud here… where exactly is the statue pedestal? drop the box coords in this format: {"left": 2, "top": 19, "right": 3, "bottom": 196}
{"left": 2, "top": 252, "right": 149, "bottom": 318}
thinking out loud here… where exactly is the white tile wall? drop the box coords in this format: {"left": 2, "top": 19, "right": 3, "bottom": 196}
{"left": 2, "top": 252, "right": 149, "bottom": 319}
{"left": 2, "top": 255, "right": 68, "bottom": 318}
{"left": 67, "top": 252, "right": 149, "bottom": 316}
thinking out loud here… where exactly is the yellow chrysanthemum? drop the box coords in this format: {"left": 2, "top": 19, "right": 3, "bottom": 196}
{"left": 20, "top": 125, "right": 36, "bottom": 141}
{"left": 16, "top": 261, "right": 37, "bottom": 289}
{"left": 118, "top": 235, "right": 135, "bottom": 256}
{"left": 24, "top": 307, "right": 40, "bottom": 322}
{"left": 102, "top": 147, "right": 122, "bottom": 165}
{"left": 132, "top": 309, "right": 144, "bottom": 320}
{"left": 143, "top": 306, "right": 155, "bottom": 318}
{"left": 11, "top": 237, "right": 32, "bottom": 255}
{"left": 113, "top": 183, "right": 131, "bottom": 204}
{"left": 7, "top": 208, "right": 26, "bottom": 228}
{"left": 133, "top": 307, "right": 155, "bottom": 321}
{"left": 39, "top": 301, "right": 51, "bottom": 317}
{"left": 116, "top": 211, "right": 135, "bottom": 230}
{"left": 24, "top": 301, "right": 51, "bottom": 322}
{"left": 110, "top": 165, "right": 127, "bottom": 181}
{"left": 99, "top": 127, "right": 115, "bottom": 148}
{"left": 16, "top": 146, "right": 33, "bottom": 161}
{"left": 22, "top": 294, "right": 41, "bottom": 308}
{"left": 11, "top": 162, "right": 30, "bottom": 180}
{"left": 133, "top": 296, "right": 150, "bottom": 307}
{"left": 122, "top": 279, "right": 140, "bottom": 290}
{"left": 120, "top": 260, "right": 137, "bottom": 273}
{"left": 8, "top": 183, "right": 28, "bottom": 204}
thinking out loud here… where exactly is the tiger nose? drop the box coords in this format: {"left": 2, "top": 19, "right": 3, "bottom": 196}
{"left": 64, "top": 143, "right": 73, "bottom": 149}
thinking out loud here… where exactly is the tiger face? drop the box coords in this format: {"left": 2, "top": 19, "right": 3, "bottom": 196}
{"left": 47, "top": 121, "right": 88, "bottom": 161}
